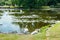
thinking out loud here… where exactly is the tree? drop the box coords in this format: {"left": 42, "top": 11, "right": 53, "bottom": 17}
{"left": 47, "top": 0, "right": 57, "bottom": 6}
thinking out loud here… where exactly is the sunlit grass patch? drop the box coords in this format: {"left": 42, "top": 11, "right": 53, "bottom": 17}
{"left": 47, "top": 22, "right": 60, "bottom": 40}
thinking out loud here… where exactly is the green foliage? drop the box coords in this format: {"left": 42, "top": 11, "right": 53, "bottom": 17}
{"left": 33, "top": 25, "right": 50, "bottom": 40}
{"left": 40, "top": 25, "right": 50, "bottom": 32}
{"left": 0, "top": 0, "right": 59, "bottom": 8}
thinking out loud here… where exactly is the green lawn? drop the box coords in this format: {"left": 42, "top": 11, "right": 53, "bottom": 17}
{"left": 0, "top": 33, "right": 46, "bottom": 40}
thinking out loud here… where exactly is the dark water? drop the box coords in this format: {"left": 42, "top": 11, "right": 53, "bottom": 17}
{"left": 0, "top": 9, "right": 60, "bottom": 33}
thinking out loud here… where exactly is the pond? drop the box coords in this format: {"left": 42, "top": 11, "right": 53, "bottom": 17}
{"left": 0, "top": 9, "right": 59, "bottom": 34}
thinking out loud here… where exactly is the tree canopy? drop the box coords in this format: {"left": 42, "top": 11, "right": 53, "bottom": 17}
{"left": 0, "top": 0, "right": 60, "bottom": 9}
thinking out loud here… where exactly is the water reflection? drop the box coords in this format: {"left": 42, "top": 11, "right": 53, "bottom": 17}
{"left": 0, "top": 9, "right": 59, "bottom": 34}
{"left": 0, "top": 11, "right": 20, "bottom": 33}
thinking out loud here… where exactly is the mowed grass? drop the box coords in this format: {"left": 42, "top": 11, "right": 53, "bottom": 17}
{"left": 0, "top": 34, "right": 21, "bottom": 40}
{"left": 0, "top": 34, "right": 34, "bottom": 40}
{"left": 47, "top": 23, "right": 60, "bottom": 40}
{"left": 0, "top": 33, "right": 46, "bottom": 40}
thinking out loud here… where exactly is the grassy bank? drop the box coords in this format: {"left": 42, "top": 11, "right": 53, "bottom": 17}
{"left": 0, "top": 25, "right": 50, "bottom": 40}
{"left": 47, "top": 23, "right": 60, "bottom": 40}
